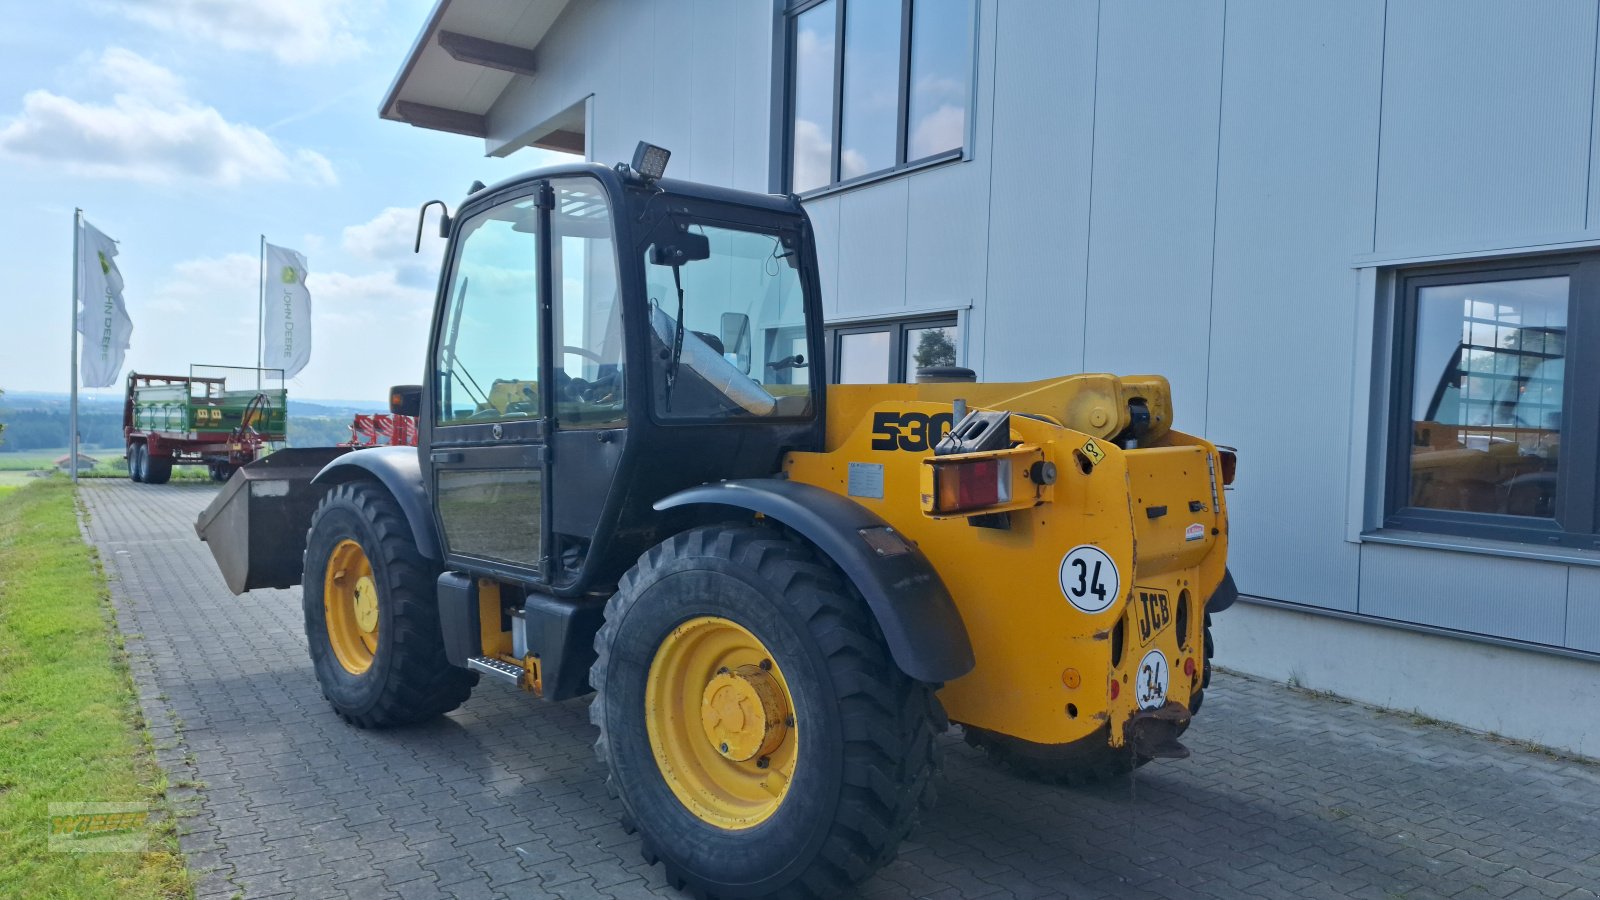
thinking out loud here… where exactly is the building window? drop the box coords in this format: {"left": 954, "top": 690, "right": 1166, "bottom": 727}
{"left": 787, "top": 0, "right": 974, "bottom": 194}
{"left": 827, "top": 316, "right": 959, "bottom": 383}
{"left": 1387, "top": 256, "right": 1600, "bottom": 547}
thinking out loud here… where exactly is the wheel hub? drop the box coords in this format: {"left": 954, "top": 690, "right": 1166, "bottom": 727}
{"left": 700, "top": 666, "right": 788, "bottom": 762}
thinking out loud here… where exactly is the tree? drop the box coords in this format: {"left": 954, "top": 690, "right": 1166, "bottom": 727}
{"left": 0, "top": 388, "right": 6, "bottom": 447}
{"left": 913, "top": 328, "right": 957, "bottom": 370}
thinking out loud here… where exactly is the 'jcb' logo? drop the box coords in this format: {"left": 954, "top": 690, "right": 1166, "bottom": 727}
{"left": 870, "top": 411, "right": 954, "bottom": 452}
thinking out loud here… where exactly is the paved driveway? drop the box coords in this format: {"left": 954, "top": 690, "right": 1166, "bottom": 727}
{"left": 82, "top": 480, "right": 1600, "bottom": 899}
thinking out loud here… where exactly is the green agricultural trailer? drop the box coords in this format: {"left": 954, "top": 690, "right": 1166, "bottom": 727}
{"left": 124, "top": 365, "right": 287, "bottom": 484}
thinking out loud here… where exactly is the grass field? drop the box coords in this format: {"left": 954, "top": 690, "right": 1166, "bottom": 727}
{"left": 0, "top": 479, "right": 190, "bottom": 897}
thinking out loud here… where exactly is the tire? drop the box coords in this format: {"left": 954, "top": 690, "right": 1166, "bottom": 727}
{"left": 144, "top": 453, "right": 172, "bottom": 485}
{"left": 965, "top": 615, "right": 1216, "bottom": 783}
{"left": 127, "top": 444, "right": 144, "bottom": 483}
{"left": 590, "top": 524, "right": 942, "bottom": 899}
{"left": 302, "top": 481, "right": 476, "bottom": 728}
{"left": 209, "top": 463, "right": 234, "bottom": 483}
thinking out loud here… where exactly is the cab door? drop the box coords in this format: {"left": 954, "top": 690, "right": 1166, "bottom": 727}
{"left": 422, "top": 183, "right": 554, "bottom": 579}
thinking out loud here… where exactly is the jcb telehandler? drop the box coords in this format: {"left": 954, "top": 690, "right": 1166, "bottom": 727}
{"left": 197, "top": 143, "right": 1237, "bottom": 899}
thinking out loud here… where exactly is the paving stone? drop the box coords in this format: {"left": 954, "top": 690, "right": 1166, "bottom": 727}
{"left": 82, "top": 480, "right": 1600, "bottom": 899}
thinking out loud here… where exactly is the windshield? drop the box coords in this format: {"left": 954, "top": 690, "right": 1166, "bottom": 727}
{"left": 643, "top": 220, "right": 813, "bottom": 419}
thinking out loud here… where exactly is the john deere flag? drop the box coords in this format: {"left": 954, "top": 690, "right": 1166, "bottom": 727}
{"left": 263, "top": 242, "right": 311, "bottom": 378}
{"left": 76, "top": 219, "right": 133, "bottom": 388}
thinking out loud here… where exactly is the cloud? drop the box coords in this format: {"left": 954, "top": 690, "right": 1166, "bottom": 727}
{"left": 0, "top": 49, "right": 336, "bottom": 186}
{"left": 98, "top": 0, "right": 369, "bottom": 66}
{"left": 140, "top": 251, "right": 434, "bottom": 401}
{"left": 342, "top": 205, "right": 444, "bottom": 289}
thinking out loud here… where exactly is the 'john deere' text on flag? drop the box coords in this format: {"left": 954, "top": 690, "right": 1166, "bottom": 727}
{"left": 76, "top": 220, "right": 133, "bottom": 388}
{"left": 263, "top": 243, "right": 311, "bottom": 378}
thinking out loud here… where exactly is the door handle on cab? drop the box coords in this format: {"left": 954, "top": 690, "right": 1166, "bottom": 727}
{"left": 430, "top": 450, "right": 464, "bottom": 464}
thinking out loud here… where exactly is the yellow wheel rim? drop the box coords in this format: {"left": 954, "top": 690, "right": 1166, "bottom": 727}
{"left": 645, "top": 616, "right": 798, "bottom": 829}
{"left": 324, "top": 539, "right": 379, "bottom": 675}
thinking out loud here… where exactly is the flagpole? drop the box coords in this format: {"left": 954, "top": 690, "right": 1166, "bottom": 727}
{"left": 70, "top": 209, "right": 81, "bottom": 484}
{"left": 257, "top": 234, "right": 265, "bottom": 389}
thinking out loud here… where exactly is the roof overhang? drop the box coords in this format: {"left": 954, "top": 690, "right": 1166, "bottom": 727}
{"left": 381, "top": 0, "right": 574, "bottom": 148}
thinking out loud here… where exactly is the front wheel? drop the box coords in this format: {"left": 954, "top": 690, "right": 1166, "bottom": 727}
{"left": 302, "top": 482, "right": 476, "bottom": 728}
{"left": 590, "top": 524, "right": 941, "bottom": 899}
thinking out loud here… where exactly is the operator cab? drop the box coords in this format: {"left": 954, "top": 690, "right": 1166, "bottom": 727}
{"left": 414, "top": 145, "right": 826, "bottom": 596}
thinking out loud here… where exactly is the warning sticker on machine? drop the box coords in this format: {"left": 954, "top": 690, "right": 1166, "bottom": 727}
{"left": 847, "top": 462, "right": 885, "bottom": 499}
{"left": 1081, "top": 438, "right": 1105, "bottom": 466}
{"left": 1185, "top": 523, "right": 1205, "bottom": 542}
{"left": 1135, "top": 648, "right": 1170, "bottom": 710}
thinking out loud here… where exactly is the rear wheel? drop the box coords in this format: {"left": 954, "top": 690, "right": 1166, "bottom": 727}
{"left": 590, "top": 524, "right": 941, "bottom": 899}
{"left": 302, "top": 481, "right": 476, "bottom": 728}
{"left": 144, "top": 453, "right": 172, "bottom": 485}
{"left": 127, "top": 444, "right": 144, "bottom": 482}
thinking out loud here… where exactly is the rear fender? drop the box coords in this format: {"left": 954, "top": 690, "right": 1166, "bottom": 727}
{"left": 312, "top": 446, "right": 441, "bottom": 561}
{"left": 654, "top": 479, "right": 976, "bottom": 684}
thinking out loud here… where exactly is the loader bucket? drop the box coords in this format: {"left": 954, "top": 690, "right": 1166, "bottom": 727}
{"left": 195, "top": 447, "right": 355, "bottom": 594}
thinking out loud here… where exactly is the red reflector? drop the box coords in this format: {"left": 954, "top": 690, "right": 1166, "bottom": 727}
{"left": 1218, "top": 448, "right": 1237, "bottom": 485}
{"left": 1184, "top": 658, "right": 1196, "bottom": 677}
{"left": 934, "top": 457, "right": 1012, "bottom": 513}
{"left": 1109, "top": 680, "right": 1120, "bottom": 700}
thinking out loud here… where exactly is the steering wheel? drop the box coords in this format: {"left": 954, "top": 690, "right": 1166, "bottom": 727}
{"left": 563, "top": 345, "right": 604, "bottom": 363}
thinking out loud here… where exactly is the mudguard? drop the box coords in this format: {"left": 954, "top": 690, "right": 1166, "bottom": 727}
{"left": 1207, "top": 568, "right": 1239, "bottom": 613}
{"left": 313, "top": 446, "right": 442, "bottom": 561}
{"left": 655, "top": 479, "right": 976, "bottom": 684}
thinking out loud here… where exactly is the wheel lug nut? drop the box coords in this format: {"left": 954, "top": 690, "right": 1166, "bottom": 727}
{"left": 717, "top": 666, "right": 730, "bottom": 675}
{"left": 784, "top": 715, "right": 795, "bottom": 727}
{"left": 759, "top": 659, "right": 772, "bottom": 671}
{"left": 719, "top": 742, "right": 729, "bottom": 754}
{"left": 756, "top": 757, "right": 769, "bottom": 769}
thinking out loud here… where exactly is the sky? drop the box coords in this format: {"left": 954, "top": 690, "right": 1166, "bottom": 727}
{"left": 0, "top": 0, "right": 569, "bottom": 403}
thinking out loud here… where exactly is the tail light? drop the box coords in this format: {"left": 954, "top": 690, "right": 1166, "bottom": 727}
{"left": 932, "top": 457, "right": 1012, "bottom": 514}
{"left": 1217, "top": 447, "right": 1237, "bottom": 486}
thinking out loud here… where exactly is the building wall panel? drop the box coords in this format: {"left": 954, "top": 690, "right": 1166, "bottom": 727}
{"left": 1568, "top": 567, "right": 1600, "bottom": 654}
{"left": 1206, "top": 0, "right": 1385, "bottom": 610}
{"left": 835, "top": 179, "right": 910, "bottom": 316}
{"left": 980, "top": 0, "right": 1097, "bottom": 381}
{"left": 1374, "top": 0, "right": 1597, "bottom": 254}
{"left": 1357, "top": 544, "right": 1569, "bottom": 646}
{"left": 904, "top": 163, "right": 987, "bottom": 324}
{"left": 1081, "top": 0, "right": 1223, "bottom": 429}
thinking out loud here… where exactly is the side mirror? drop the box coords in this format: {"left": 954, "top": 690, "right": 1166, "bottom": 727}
{"left": 649, "top": 230, "right": 711, "bottom": 266}
{"left": 416, "top": 200, "right": 451, "bottom": 253}
{"left": 389, "top": 385, "right": 422, "bottom": 417}
{"left": 720, "top": 312, "right": 752, "bottom": 374}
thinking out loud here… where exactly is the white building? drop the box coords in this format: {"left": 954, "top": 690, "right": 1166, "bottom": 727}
{"left": 385, "top": 0, "right": 1600, "bottom": 757}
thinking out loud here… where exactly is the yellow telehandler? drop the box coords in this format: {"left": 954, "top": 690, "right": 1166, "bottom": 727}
{"left": 197, "top": 143, "right": 1237, "bottom": 899}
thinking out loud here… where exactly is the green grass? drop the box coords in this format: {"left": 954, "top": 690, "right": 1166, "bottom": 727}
{"left": 0, "top": 479, "right": 191, "bottom": 897}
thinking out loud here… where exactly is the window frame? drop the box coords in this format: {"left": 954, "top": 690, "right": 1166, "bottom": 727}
{"left": 783, "top": 0, "right": 975, "bottom": 196}
{"left": 826, "top": 314, "right": 960, "bottom": 384}
{"left": 1384, "top": 254, "right": 1600, "bottom": 548}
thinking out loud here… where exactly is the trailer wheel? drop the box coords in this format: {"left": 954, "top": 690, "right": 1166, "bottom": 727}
{"left": 590, "top": 524, "right": 941, "bottom": 899}
{"left": 302, "top": 482, "right": 476, "bottom": 728}
{"left": 127, "top": 445, "right": 145, "bottom": 483}
{"left": 145, "top": 453, "right": 172, "bottom": 485}
{"left": 208, "top": 463, "right": 234, "bottom": 483}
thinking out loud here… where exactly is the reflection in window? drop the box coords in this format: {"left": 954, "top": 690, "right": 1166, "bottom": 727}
{"left": 791, "top": 1, "right": 837, "bottom": 193}
{"left": 788, "top": 0, "right": 973, "bottom": 191}
{"left": 907, "top": 0, "right": 971, "bottom": 161}
{"left": 840, "top": 1, "right": 900, "bottom": 180}
{"left": 839, "top": 330, "right": 891, "bottom": 383}
{"left": 1409, "top": 276, "right": 1567, "bottom": 518}
{"left": 906, "top": 323, "right": 958, "bottom": 371}
{"left": 434, "top": 197, "right": 541, "bottom": 424}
